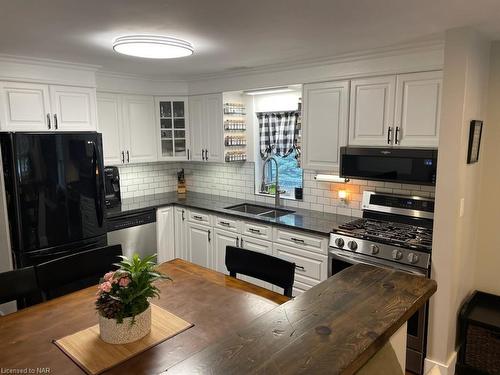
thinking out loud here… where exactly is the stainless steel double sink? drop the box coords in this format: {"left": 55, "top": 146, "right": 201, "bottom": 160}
{"left": 224, "top": 203, "right": 294, "bottom": 219}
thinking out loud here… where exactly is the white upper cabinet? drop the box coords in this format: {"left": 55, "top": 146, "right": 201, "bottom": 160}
{"left": 0, "top": 81, "right": 97, "bottom": 132}
{"left": 302, "top": 80, "right": 349, "bottom": 171}
{"left": 189, "top": 93, "right": 223, "bottom": 163}
{"left": 97, "top": 93, "right": 124, "bottom": 165}
{"left": 204, "top": 93, "right": 223, "bottom": 162}
{"left": 188, "top": 95, "right": 204, "bottom": 161}
{"left": 122, "top": 95, "right": 157, "bottom": 164}
{"left": 0, "top": 82, "right": 51, "bottom": 131}
{"left": 349, "top": 75, "right": 396, "bottom": 146}
{"left": 394, "top": 71, "right": 442, "bottom": 147}
{"left": 97, "top": 93, "right": 158, "bottom": 166}
{"left": 49, "top": 85, "right": 97, "bottom": 131}
{"left": 156, "top": 97, "right": 190, "bottom": 161}
{"left": 348, "top": 72, "right": 442, "bottom": 148}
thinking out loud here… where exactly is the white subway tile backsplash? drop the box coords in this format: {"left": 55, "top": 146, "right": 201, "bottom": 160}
{"left": 117, "top": 161, "right": 435, "bottom": 216}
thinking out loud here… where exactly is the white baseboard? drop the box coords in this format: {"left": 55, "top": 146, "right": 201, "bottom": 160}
{"left": 424, "top": 351, "right": 457, "bottom": 375}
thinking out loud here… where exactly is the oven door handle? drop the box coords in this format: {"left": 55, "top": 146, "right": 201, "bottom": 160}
{"left": 328, "top": 249, "right": 426, "bottom": 277}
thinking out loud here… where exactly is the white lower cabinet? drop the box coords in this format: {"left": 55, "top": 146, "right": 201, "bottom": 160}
{"left": 239, "top": 235, "right": 273, "bottom": 290}
{"left": 156, "top": 207, "right": 174, "bottom": 263}
{"left": 292, "top": 279, "right": 314, "bottom": 296}
{"left": 272, "top": 242, "right": 328, "bottom": 296}
{"left": 172, "top": 211, "right": 329, "bottom": 297}
{"left": 174, "top": 207, "right": 188, "bottom": 260}
{"left": 186, "top": 221, "right": 213, "bottom": 269}
{"left": 213, "top": 228, "right": 240, "bottom": 274}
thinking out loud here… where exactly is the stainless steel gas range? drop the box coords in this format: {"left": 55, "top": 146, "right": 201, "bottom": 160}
{"left": 329, "top": 191, "right": 434, "bottom": 375}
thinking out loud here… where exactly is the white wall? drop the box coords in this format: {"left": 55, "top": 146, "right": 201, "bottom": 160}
{"left": 475, "top": 42, "right": 500, "bottom": 295}
{"left": 426, "top": 28, "right": 491, "bottom": 374}
{"left": 188, "top": 42, "right": 444, "bottom": 94}
{"left": 0, "top": 151, "right": 16, "bottom": 315}
{"left": 96, "top": 72, "right": 189, "bottom": 96}
{"left": 252, "top": 91, "right": 301, "bottom": 113}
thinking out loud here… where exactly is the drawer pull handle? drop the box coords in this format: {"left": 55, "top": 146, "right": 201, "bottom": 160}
{"left": 291, "top": 237, "right": 305, "bottom": 244}
{"left": 249, "top": 228, "right": 261, "bottom": 234}
{"left": 193, "top": 215, "right": 204, "bottom": 221}
{"left": 220, "top": 221, "right": 230, "bottom": 226}
{"left": 295, "top": 265, "right": 306, "bottom": 271}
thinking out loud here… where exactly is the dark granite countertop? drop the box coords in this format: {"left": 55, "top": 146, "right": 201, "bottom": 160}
{"left": 164, "top": 263, "right": 437, "bottom": 375}
{"left": 106, "top": 192, "right": 354, "bottom": 236}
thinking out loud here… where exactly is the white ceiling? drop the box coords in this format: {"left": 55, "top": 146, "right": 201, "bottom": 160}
{"left": 1, "top": 0, "right": 500, "bottom": 80}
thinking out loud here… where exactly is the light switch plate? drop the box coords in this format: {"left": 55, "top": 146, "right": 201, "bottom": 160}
{"left": 459, "top": 198, "right": 465, "bottom": 217}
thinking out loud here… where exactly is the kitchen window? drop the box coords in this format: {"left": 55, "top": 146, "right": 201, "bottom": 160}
{"left": 261, "top": 149, "right": 303, "bottom": 199}
{"left": 256, "top": 110, "right": 303, "bottom": 200}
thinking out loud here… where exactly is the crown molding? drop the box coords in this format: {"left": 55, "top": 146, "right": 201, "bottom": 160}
{"left": 187, "top": 38, "right": 445, "bottom": 82}
{"left": 0, "top": 53, "right": 101, "bottom": 71}
{"left": 96, "top": 70, "right": 186, "bottom": 83}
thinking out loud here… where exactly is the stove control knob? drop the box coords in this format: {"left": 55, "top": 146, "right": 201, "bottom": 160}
{"left": 392, "top": 249, "right": 403, "bottom": 260}
{"left": 370, "top": 244, "right": 380, "bottom": 255}
{"left": 347, "top": 241, "right": 358, "bottom": 251}
{"left": 334, "top": 238, "right": 345, "bottom": 248}
{"left": 407, "top": 253, "right": 419, "bottom": 264}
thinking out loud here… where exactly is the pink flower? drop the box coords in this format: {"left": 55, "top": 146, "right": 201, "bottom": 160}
{"left": 118, "top": 277, "right": 131, "bottom": 287}
{"left": 103, "top": 271, "right": 115, "bottom": 282}
{"left": 99, "top": 281, "right": 112, "bottom": 293}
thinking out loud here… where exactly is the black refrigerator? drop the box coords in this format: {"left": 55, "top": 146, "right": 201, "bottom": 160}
{"left": 0, "top": 132, "right": 107, "bottom": 268}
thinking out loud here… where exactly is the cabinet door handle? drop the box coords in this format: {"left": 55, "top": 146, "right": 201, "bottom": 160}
{"left": 193, "top": 215, "right": 203, "bottom": 221}
{"left": 295, "top": 265, "right": 306, "bottom": 271}
{"left": 236, "top": 236, "right": 239, "bottom": 247}
{"left": 205, "top": 149, "right": 208, "bottom": 161}
{"left": 240, "top": 238, "right": 244, "bottom": 248}
{"left": 47, "top": 114, "right": 51, "bottom": 129}
{"left": 126, "top": 150, "right": 130, "bottom": 163}
{"left": 181, "top": 210, "right": 185, "bottom": 221}
{"left": 207, "top": 230, "right": 211, "bottom": 242}
{"left": 291, "top": 237, "right": 305, "bottom": 244}
{"left": 395, "top": 126, "right": 400, "bottom": 145}
{"left": 248, "top": 228, "right": 261, "bottom": 234}
{"left": 121, "top": 151, "right": 125, "bottom": 164}
{"left": 54, "top": 114, "right": 58, "bottom": 130}
{"left": 219, "top": 221, "right": 230, "bottom": 227}
{"left": 387, "top": 126, "right": 392, "bottom": 145}
{"left": 187, "top": 149, "right": 190, "bottom": 160}
{"left": 201, "top": 149, "right": 205, "bottom": 160}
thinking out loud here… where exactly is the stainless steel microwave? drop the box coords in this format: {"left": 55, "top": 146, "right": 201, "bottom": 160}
{"left": 339, "top": 147, "right": 438, "bottom": 186}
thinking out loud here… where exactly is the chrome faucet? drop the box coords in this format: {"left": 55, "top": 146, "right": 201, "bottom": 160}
{"left": 261, "top": 156, "right": 280, "bottom": 207}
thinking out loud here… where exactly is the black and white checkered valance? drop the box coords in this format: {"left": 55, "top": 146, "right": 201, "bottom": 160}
{"left": 257, "top": 111, "right": 300, "bottom": 159}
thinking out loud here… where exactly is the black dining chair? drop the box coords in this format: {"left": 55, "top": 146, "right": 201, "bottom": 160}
{"left": 225, "top": 246, "right": 296, "bottom": 297}
{"left": 35, "top": 244, "right": 122, "bottom": 300}
{"left": 0, "top": 266, "right": 41, "bottom": 308}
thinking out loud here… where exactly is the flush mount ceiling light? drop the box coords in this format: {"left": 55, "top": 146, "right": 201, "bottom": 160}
{"left": 112, "top": 35, "right": 194, "bottom": 59}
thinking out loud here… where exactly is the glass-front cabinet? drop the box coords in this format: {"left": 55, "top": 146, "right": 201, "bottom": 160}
{"left": 155, "top": 97, "right": 189, "bottom": 160}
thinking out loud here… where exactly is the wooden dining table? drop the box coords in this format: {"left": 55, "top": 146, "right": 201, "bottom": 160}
{"left": 0, "top": 259, "right": 289, "bottom": 375}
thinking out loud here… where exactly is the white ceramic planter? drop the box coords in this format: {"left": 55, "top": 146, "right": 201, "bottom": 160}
{"left": 99, "top": 305, "right": 151, "bottom": 344}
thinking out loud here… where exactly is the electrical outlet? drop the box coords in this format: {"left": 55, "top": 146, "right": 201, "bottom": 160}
{"left": 459, "top": 198, "right": 465, "bottom": 217}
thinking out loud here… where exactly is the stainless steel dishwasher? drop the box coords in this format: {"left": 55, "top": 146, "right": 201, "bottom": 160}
{"left": 107, "top": 209, "right": 157, "bottom": 260}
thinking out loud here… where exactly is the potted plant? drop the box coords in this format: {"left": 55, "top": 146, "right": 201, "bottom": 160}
{"left": 95, "top": 254, "right": 170, "bottom": 344}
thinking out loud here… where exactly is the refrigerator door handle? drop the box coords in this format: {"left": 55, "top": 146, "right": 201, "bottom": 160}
{"left": 91, "top": 141, "right": 104, "bottom": 227}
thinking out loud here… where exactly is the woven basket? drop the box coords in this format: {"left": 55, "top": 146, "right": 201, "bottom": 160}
{"left": 465, "top": 324, "right": 500, "bottom": 374}
{"left": 99, "top": 305, "right": 151, "bottom": 344}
